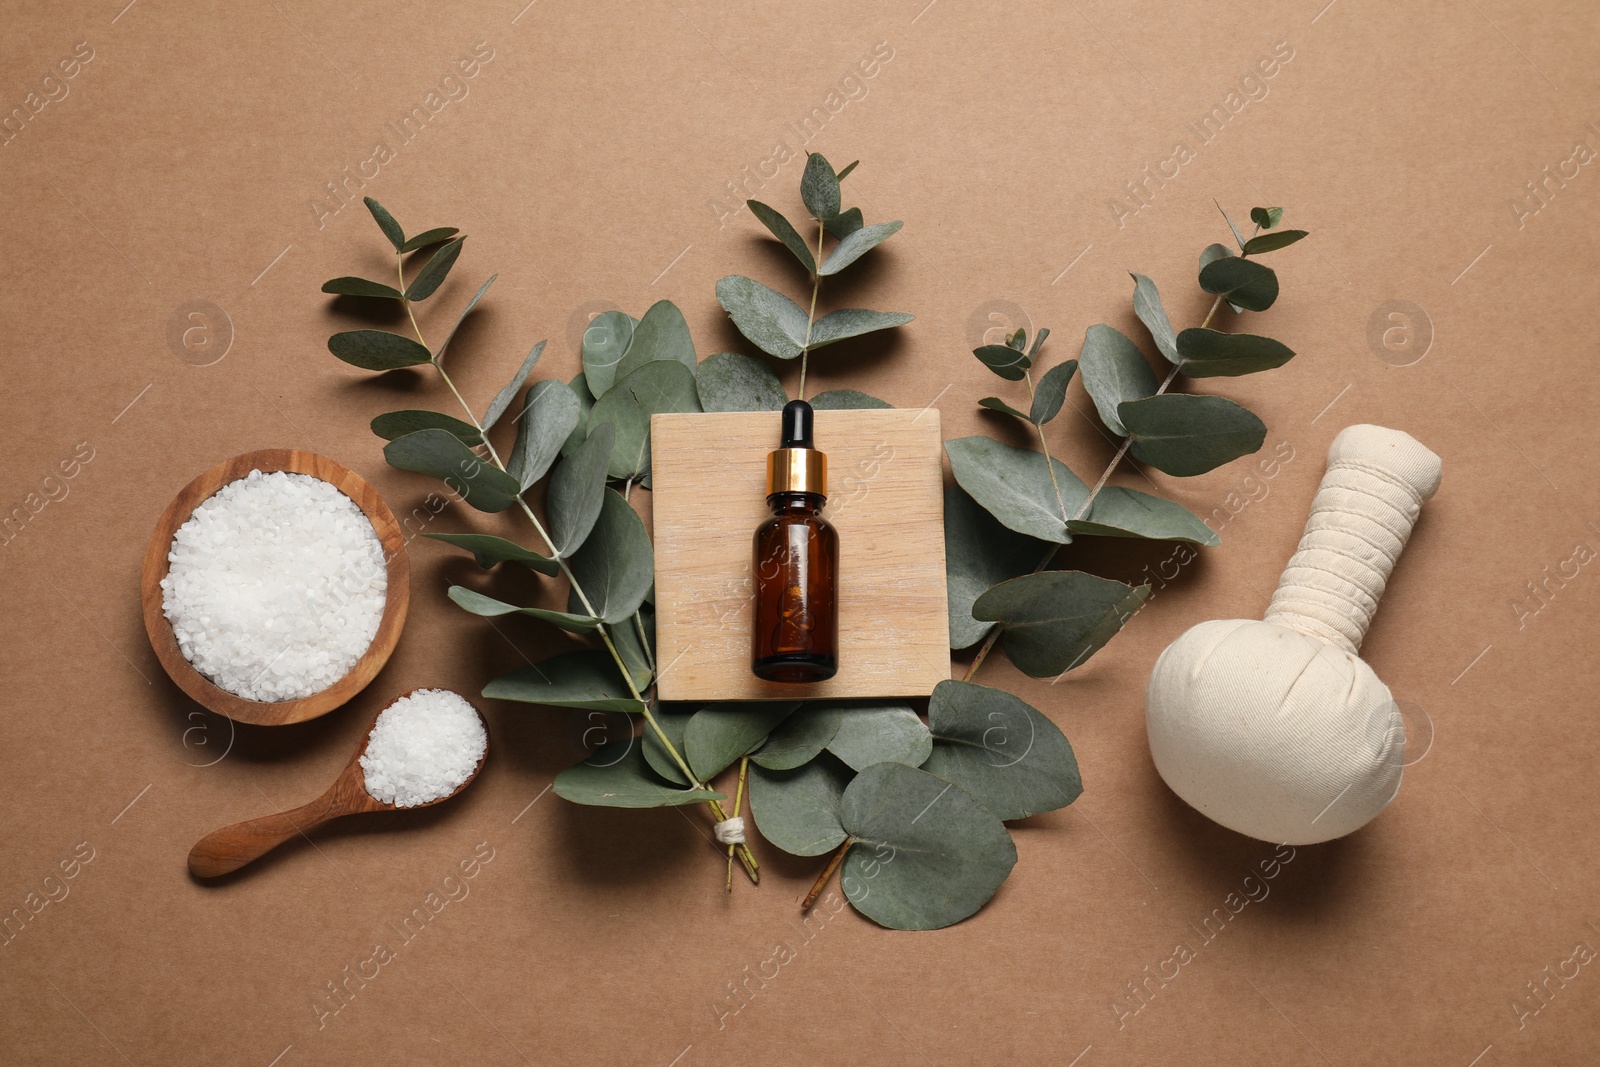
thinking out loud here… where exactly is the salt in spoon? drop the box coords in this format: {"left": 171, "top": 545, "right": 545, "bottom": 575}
{"left": 188, "top": 689, "right": 488, "bottom": 878}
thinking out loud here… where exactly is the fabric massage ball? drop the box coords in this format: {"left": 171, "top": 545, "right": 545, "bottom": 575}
{"left": 1145, "top": 424, "right": 1442, "bottom": 845}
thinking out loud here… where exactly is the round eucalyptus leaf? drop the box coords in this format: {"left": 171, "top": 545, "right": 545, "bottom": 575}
{"left": 838, "top": 763, "right": 1017, "bottom": 930}
{"left": 1174, "top": 328, "right": 1295, "bottom": 378}
{"left": 482, "top": 648, "right": 643, "bottom": 712}
{"left": 446, "top": 585, "right": 600, "bottom": 633}
{"left": 825, "top": 703, "right": 932, "bottom": 771}
{"left": 1066, "top": 485, "right": 1220, "bottom": 546}
{"left": 1198, "top": 256, "right": 1278, "bottom": 312}
{"left": 423, "top": 533, "right": 559, "bottom": 576}
{"left": 973, "top": 570, "right": 1150, "bottom": 678}
{"left": 547, "top": 422, "right": 615, "bottom": 557}
{"left": 751, "top": 705, "right": 844, "bottom": 770}
{"left": 1078, "top": 324, "right": 1158, "bottom": 437}
{"left": 586, "top": 360, "right": 702, "bottom": 481}
{"left": 944, "top": 485, "right": 1049, "bottom": 650}
{"left": 716, "top": 275, "right": 808, "bottom": 359}
{"left": 370, "top": 410, "right": 481, "bottom": 445}
{"left": 383, "top": 428, "right": 522, "bottom": 513}
{"left": 809, "top": 389, "right": 890, "bottom": 410}
{"left": 944, "top": 436, "right": 1087, "bottom": 544}
{"left": 508, "top": 379, "right": 581, "bottom": 490}
{"left": 748, "top": 755, "right": 852, "bottom": 857}
{"left": 801, "top": 151, "right": 842, "bottom": 221}
{"left": 580, "top": 310, "right": 634, "bottom": 398}
{"left": 1029, "top": 359, "right": 1078, "bottom": 425}
{"left": 808, "top": 308, "right": 913, "bottom": 349}
{"left": 554, "top": 741, "right": 723, "bottom": 808}
{"left": 747, "top": 200, "right": 816, "bottom": 273}
{"left": 1130, "top": 273, "right": 1179, "bottom": 364}
{"left": 696, "top": 351, "right": 787, "bottom": 412}
{"left": 615, "top": 299, "right": 697, "bottom": 382}
{"left": 643, "top": 708, "right": 694, "bottom": 785}
{"left": 922, "top": 680, "right": 1082, "bottom": 820}
{"left": 1117, "top": 393, "right": 1266, "bottom": 476}
{"left": 565, "top": 489, "right": 653, "bottom": 624}
{"left": 684, "top": 702, "right": 798, "bottom": 782}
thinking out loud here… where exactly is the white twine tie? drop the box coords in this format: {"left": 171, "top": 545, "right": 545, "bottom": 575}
{"left": 713, "top": 816, "right": 746, "bottom": 845}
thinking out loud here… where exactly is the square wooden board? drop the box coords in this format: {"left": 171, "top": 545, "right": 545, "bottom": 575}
{"left": 651, "top": 408, "right": 951, "bottom": 702}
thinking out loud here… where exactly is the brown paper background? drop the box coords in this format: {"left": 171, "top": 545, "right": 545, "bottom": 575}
{"left": 3, "top": 0, "right": 1597, "bottom": 1063}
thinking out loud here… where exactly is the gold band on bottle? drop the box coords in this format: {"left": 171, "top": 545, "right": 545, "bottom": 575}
{"left": 767, "top": 447, "right": 827, "bottom": 496}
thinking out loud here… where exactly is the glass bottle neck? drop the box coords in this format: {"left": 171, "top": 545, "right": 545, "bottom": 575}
{"left": 767, "top": 492, "right": 824, "bottom": 516}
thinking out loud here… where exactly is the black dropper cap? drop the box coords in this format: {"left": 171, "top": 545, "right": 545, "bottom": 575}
{"left": 779, "top": 399, "right": 814, "bottom": 449}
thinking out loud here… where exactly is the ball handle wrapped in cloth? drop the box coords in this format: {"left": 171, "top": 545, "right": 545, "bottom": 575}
{"left": 1145, "top": 424, "right": 1441, "bottom": 845}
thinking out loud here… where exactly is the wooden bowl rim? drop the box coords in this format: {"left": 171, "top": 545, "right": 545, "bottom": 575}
{"left": 140, "top": 448, "right": 411, "bottom": 726}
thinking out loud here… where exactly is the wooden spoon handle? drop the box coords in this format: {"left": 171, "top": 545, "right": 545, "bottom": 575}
{"left": 188, "top": 797, "right": 340, "bottom": 878}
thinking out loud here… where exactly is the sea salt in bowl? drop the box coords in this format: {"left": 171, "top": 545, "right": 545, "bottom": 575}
{"left": 141, "top": 449, "right": 411, "bottom": 725}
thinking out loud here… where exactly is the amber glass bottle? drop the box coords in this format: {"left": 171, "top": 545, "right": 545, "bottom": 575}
{"left": 752, "top": 400, "right": 838, "bottom": 682}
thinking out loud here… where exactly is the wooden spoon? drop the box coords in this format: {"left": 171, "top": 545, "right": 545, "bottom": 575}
{"left": 188, "top": 691, "right": 488, "bottom": 878}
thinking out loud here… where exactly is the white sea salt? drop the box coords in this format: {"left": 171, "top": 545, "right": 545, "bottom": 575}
{"left": 159, "top": 469, "right": 387, "bottom": 702}
{"left": 359, "top": 689, "right": 487, "bottom": 807}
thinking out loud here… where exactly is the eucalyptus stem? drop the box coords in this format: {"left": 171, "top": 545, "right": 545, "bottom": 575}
{"left": 396, "top": 252, "right": 758, "bottom": 883}
{"left": 1024, "top": 369, "right": 1068, "bottom": 523}
{"left": 797, "top": 218, "right": 825, "bottom": 401}
{"left": 963, "top": 271, "right": 1238, "bottom": 686}
{"left": 726, "top": 755, "right": 749, "bottom": 892}
{"left": 803, "top": 837, "right": 854, "bottom": 910}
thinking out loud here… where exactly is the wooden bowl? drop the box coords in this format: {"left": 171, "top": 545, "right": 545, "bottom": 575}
{"left": 140, "top": 449, "right": 411, "bottom": 726}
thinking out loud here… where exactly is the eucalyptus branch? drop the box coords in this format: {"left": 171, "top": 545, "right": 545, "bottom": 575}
{"left": 394, "top": 251, "right": 758, "bottom": 883}
{"left": 797, "top": 219, "right": 825, "bottom": 401}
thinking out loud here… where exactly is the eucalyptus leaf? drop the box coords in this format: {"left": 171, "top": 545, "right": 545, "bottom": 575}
{"left": 321, "top": 277, "right": 403, "bottom": 299}
{"left": 810, "top": 389, "right": 890, "bottom": 410}
{"left": 484, "top": 340, "right": 545, "bottom": 430}
{"left": 808, "top": 308, "right": 914, "bottom": 349}
{"left": 586, "top": 360, "right": 701, "bottom": 481}
{"left": 1118, "top": 393, "right": 1266, "bottom": 476}
{"left": 801, "top": 152, "right": 841, "bottom": 221}
{"left": 1249, "top": 206, "right": 1284, "bottom": 229}
{"left": 826, "top": 702, "right": 932, "bottom": 771}
{"left": 973, "top": 570, "right": 1150, "bottom": 677}
{"left": 328, "top": 329, "right": 433, "bottom": 371}
{"left": 1198, "top": 257, "right": 1278, "bottom": 312}
{"left": 1130, "top": 273, "right": 1179, "bottom": 364}
{"left": 825, "top": 207, "right": 864, "bottom": 240}
{"left": 483, "top": 647, "right": 644, "bottom": 712}
{"left": 747, "top": 200, "right": 816, "bottom": 273}
{"left": 580, "top": 310, "right": 635, "bottom": 397}
{"left": 383, "top": 429, "right": 522, "bottom": 512}
{"left": 748, "top": 755, "right": 852, "bottom": 856}
{"left": 423, "top": 532, "right": 559, "bottom": 576}
{"left": 508, "top": 379, "right": 581, "bottom": 490}
{"left": 405, "top": 236, "right": 465, "bottom": 301}
{"left": 609, "top": 606, "right": 653, "bottom": 692}
{"left": 1030, "top": 359, "right": 1078, "bottom": 424}
{"left": 446, "top": 585, "right": 600, "bottom": 633}
{"left": 547, "top": 421, "right": 614, "bottom": 556}
{"left": 364, "top": 197, "right": 404, "bottom": 250}
{"left": 370, "top": 410, "right": 481, "bottom": 445}
{"left": 564, "top": 489, "right": 653, "bottom": 624}
{"left": 553, "top": 741, "right": 723, "bottom": 808}
{"left": 838, "top": 762, "right": 1017, "bottom": 931}
{"left": 1242, "top": 229, "right": 1307, "bottom": 255}
{"left": 1199, "top": 243, "right": 1233, "bottom": 272}
{"left": 696, "top": 351, "right": 787, "bottom": 412}
{"left": 643, "top": 708, "right": 693, "bottom": 785}
{"left": 922, "top": 680, "right": 1082, "bottom": 821}
{"left": 434, "top": 274, "right": 496, "bottom": 365}
{"left": 615, "top": 299, "right": 696, "bottom": 382}
{"left": 944, "top": 436, "right": 1088, "bottom": 544}
{"left": 1175, "top": 328, "right": 1295, "bottom": 378}
{"left": 685, "top": 702, "right": 799, "bottom": 781}
{"left": 751, "top": 705, "right": 844, "bottom": 770}
{"left": 944, "top": 485, "right": 1049, "bottom": 650}
{"left": 978, "top": 396, "right": 1029, "bottom": 420}
{"left": 819, "top": 221, "right": 902, "bottom": 276}
{"left": 973, "top": 344, "right": 1030, "bottom": 381}
{"left": 716, "top": 275, "right": 808, "bottom": 359}
{"left": 398, "top": 226, "right": 460, "bottom": 253}
{"left": 1216, "top": 201, "right": 1247, "bottom": 250}
{"left": 562, "top": 372, "right": 596, "bottom": 458}
{"left": 1067, "top": 486, "right": 1220, "bottom": 546}
{"left": 835, "top": 160, "right": 859, "bottom": 182}
{"left": 1078, "top": 324, "right": 1158, "bottom": 436}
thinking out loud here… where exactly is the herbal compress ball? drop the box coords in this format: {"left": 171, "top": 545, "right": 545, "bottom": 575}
{"left": 1145, "top": 425, "right": 1441, "bottom": 845}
